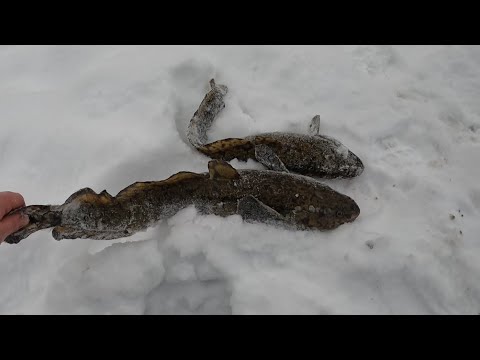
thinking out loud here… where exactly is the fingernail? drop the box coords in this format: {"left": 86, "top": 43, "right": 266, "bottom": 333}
{"left": 20, "top": 213, "right": 30, "bottom": 225}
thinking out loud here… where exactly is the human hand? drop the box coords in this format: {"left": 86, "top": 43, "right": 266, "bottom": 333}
{"left": 0, "top": 192, "right": 29, "bottom": 244}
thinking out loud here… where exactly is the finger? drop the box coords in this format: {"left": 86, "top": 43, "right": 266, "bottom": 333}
{"left": 0, "top": 192, "right": 26, "bottom": 219}
{"left": 0, "top": 212, "right": 30, "bottom": 243}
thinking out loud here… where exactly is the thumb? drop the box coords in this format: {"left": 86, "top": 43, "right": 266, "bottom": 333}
{"left": 0, "top": 212, "right": 30, "bottom": 243}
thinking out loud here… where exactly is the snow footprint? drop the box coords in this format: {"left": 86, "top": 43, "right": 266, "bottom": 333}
{"left": 469, "top": 188, "right": 480, "bottom": 212}
{"left": 144, "top": 279, "right": 232, "bottom": 315}
{"left": 144, "top": 250, "right": 232, "bottom": 315}
{"left": 395, "top": 86, "right": 438, "bottom": 103}
{"left": 437, "top": 101, "right": 480, "bottom": 143}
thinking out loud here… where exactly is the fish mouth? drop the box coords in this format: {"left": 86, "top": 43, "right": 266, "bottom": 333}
{"left": 348, "top": 203, "right": 361, "bottom": 222}
{"left": 349, "top": 212, "right": 359, "bottom": 222}
{"left": 340, "top": 200, "right": 360, "bottom": 224}
{"left": 348, "top": 152, "right": 364, "bottom": 176}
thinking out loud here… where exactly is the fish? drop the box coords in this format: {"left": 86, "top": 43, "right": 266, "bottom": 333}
{"left": 187, "top": 79, "right": 364, "bottom": 178}
{"left": 4, "top": 160, "right": 360, "bottom": 244}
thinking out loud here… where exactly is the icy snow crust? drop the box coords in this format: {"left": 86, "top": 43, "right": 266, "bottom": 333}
{"left": 1, "top": 45, "right": 480, "bottom": 314}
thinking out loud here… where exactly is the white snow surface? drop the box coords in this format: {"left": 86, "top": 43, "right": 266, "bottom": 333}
{"left": 1, "top": 45, "right": 479, "bottom": 314}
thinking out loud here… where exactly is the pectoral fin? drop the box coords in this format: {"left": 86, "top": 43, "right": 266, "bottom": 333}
{"left": 254, "top": 144, "right": 289, "bottom": 173}
{"left": 237, "top": 195, "right": 286, "bottom": 226}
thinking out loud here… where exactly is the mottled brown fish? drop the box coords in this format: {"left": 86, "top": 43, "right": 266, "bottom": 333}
{"left": 187, "top": 79, "right": 364, "bottom": 178}
{"left": 4, "top": 160, "right": 360, "bottom": 244}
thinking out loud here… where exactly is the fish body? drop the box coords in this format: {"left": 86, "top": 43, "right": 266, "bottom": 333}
{"left": 5, "top": 160, "right": 360, "bottom": 244}
{"left": 187, "top": 80, "right": 364, "bottom": 178}
{"left": 198, "top": 132, "right": 364, "bottom": 178}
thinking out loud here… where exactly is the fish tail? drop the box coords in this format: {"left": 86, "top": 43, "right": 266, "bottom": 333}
{"left": 187, "top": 79, "right": 228, "bottom": 148}
{"left": 3, "top": 205, "right": 62, "bottom": 244}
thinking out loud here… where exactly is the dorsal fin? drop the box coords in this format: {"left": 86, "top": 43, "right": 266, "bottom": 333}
{"left": 308, "top": 115, "right": 321, "bottom": 136}
{"left": 63, "top": 188, "right": 117, "bottom": 206}
{"left": 209, "top": 78, "right": 228, "bottom": 95}
{"left": 64, "top": 188, "right": 97, "bottom": 204}
{"left": 208, "top": 160, "right": 240, "bottom": 180}
{"left": 200, "top": 138, "right": 251, "bottom": 152}
{"left": 98, "top": 190, "right": 114, "bottom": 203}
{"left": 115, "top": 172, "right": 204, "bottom": 199}
{"left": 197, "top": 138, "right": 254, "bottom": 162}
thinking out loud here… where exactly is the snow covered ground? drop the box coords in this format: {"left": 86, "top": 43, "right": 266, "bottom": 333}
{"left": 0, "top": 45, "right": 479, "bottom": 314}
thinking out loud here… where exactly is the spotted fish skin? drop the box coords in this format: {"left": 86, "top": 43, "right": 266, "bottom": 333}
{"left": 187, "top": 79, "right": 364, "bottom": 179}
{"left": 4, "top": 161, "right": 360, "bottom": 244}
{"left": 200, "top": 132, "right": 364, "bottom": 178}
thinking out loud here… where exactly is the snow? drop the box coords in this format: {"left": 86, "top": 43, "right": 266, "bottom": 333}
{"left": 1, "top": 45, "right": 480, "bottom": 314}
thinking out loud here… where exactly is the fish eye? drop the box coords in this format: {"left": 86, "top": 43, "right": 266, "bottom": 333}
{"left": 336, "top": 210, "right": 343, "bottom": 216}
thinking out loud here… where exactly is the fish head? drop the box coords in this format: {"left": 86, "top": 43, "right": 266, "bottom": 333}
{"left": 294, "top": 186, "right": 360, "bottom": 230}
{"left": 328, "top": 193, "right": 361, "bottom": 226}
{"left": 320, "top": 135, "right": 364, "bottom": 178}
